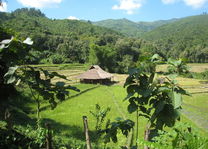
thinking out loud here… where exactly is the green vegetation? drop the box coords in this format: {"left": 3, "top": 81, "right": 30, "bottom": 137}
{"left": 1, "top": 61, "right": 208, "bottom": 148}
{"left": 118, "top": 55, "right": 190, "bottom": 148}
{"left": 0, "top": 8, "right": 120, "bottom": 64}
{"left": 142, "top": 15, "right": 208, "bottom": 63}
{"left": 139, "top": 122, "right": 208, "bottom": 149}
{"left": 167, "top": 58, "right": 189, "bottom": 74}
{"left": 94, "top": 18, "right": 177, "bottom": 37}
{"left": 0, "top": 8, "right": 157, "bottom": 74}
{"left": 1, "top": 8, "right": 208, "bottom": 70}
{"left": 94, "top": 18, "right": 145, "bottom": 37}
{"left": 1, "top": 6, "right": 208, "bottom": 149}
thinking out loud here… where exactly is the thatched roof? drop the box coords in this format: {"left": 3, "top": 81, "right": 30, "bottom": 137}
{"left": 77, "top": 65, "right": 113, "bottom": 80}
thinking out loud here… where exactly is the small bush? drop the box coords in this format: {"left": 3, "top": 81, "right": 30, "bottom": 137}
{"left": 49, "top": 54, "right": 65, "bottom": 64}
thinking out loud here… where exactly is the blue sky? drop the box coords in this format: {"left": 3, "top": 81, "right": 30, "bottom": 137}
{"left": 0, "top": 0, "right": 208, "bottom": 22}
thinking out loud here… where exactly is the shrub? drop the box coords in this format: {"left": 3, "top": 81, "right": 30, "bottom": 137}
{"left": 49, "top": 54, "right": 65, "bottom": 64}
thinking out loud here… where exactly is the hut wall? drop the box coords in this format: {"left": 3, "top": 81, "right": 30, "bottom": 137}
{"left": 80, "top": 78, "right": 111, "bottom": 84}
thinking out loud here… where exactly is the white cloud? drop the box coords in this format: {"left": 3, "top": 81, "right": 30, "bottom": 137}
{"left": 17, "top": 0, "right": 63, "bottom": 8}
{"left": 183, "top": 0, "right": 208, "bottom": 8}
{"left": 161, "top": 0, "right": 208, "bottom": 8}
{"left": 162, "top": 0, "right": 177, "bottom": 4}
{"left": 67, "top": 16, "right": 79, "bottom": 20}
{"left": 112, "top": 0, "right": 144, "bottom": 14}
{"left": 0, "top": 2, "right": 7, "bottom": 12}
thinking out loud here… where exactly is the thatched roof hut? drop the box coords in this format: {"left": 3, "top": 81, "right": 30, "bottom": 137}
{"left": 77, "top": 65, "right": 113, "bottom": 84}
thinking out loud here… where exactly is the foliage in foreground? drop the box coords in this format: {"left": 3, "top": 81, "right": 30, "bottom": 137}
{"left": 139, "top": 122, "right": 208, "bottom": 149}
{"left": 0, "top": 31, "right": 80, "bottom": 148}
{"left": 123, "top": 54, "right": 190, "bottom": 147}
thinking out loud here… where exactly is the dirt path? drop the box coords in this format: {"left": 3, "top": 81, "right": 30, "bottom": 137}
{"left": 105, "top": 86, "right": 133, "bottom": 148}
{"left": 105, "top": 86, "right": 127, "bottom": 119}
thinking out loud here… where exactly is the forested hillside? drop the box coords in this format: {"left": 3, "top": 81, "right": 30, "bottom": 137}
{"left": 94, "top": 18, "right": 144, "bottom": 37}
{"left": 142, "top": 15, "right": 208, "bottom": 62}
{"left": 94, "top": 18, "right": 177, "bottom": 37}
{"left": 137, "top": 18, "right": 178, "bottom": 33}
{"left": 1, "top": 8, "right": 207, "bottom": 69}
{"left": 0, "top": 8, "right": 156, "bottom": 73}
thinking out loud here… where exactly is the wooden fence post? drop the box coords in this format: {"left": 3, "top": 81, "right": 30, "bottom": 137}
{"left": 83, "top": 116, "right": 92, "bottom": 149}
{"left": 45, "top": 123, "right": 52, "bottom": 149}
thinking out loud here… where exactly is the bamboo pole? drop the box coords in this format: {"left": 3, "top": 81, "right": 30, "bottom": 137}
{"left": 144, "top": 126, "right": 150, "bottom": 149}
{"left": 83, "top": 116, "right": 92, "bottom": 149}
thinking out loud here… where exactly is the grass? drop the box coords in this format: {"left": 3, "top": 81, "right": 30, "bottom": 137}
{"left": 182, "top": 93, "right": 208, "bottom": 132}
{"left": 37, "top": 84, "right": 148, "bottom": 147}
{"left": 17, "top": 83, "right": 148, "bottom": 147}
{"left": 10, "top": 63, "right": 208, "bottom": 147}
{"left": 29, "top": 84, "right": 206, "bottom": 148}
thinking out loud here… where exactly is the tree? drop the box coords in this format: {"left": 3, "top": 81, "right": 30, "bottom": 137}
{"left": 92, "top": 44, "right": 117, "bottom": 72}
{"left": 0, "top": 34, "right": 79, "bottom": 126}
{"left": 118, "top": 55, "right": 134, "bottom": 73}
{"left": 101, "top": 55, "right": 190, "bottom": 148}
{"left": 124, "top": 54, "right": 190, "bottom": 148}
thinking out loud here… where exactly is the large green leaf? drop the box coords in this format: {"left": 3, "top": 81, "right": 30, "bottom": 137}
{"left": 128, "top": 68, "right": 140, "bottom": 76}
{"left": 177, "top": 86, "right": 191, "bottom": 96}
{"left": 51, "top": 72, "right": 68, "bottom": 80}
{"left": 124, "top": 75, "right": 134, "bottom": 87}
{"left": 172, "top": 90, "right": 182, "bottom": 109}
{"left": 140, "top": 88, "right": 152, "bottom": 98}
{"left": 56, "top": 81, "right": 65, "bottom": 87}
{"left": 128, "top": 101, "right": 138, "bottom": 113}
{"left": 127, "top": 85, "right": 138, "bottom": 95}
{"left": 155, "top": 101, "right": 166, "bottom": 115}
{"left": 151, "top": 100, "right": 166, "bottom": 123}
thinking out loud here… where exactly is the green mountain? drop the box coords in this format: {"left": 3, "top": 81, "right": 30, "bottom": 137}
{"left": 142, "top": 15, "right": 208, "bottom": 62}
{"left": 0, "top": 8, "right": 123, "bottom": 64}
{"left": 1, "top": 8, "right": 207, "bottom": 66}
{"left": 94, "top": 18, "right": 177, "bottom": 37}
{"left": 0, "top": 8, "right": 121, "bottom": 39}
{"left": 94, "top": 18, "right": 143, "bottom": 37}
{"left": 137, "top": 19, "right": 178, "bottom": 32}
{"left": 0, "top": 8, "right": 156, "bottom": 73}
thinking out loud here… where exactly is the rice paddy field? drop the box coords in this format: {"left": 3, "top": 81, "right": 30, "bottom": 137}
{"left": 19, "top": 63, "right": 208, "bottom": 147}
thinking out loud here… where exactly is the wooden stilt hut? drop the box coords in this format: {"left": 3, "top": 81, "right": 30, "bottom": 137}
{"left": 77, "top": 65, "right": 113, "bottom": 84}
